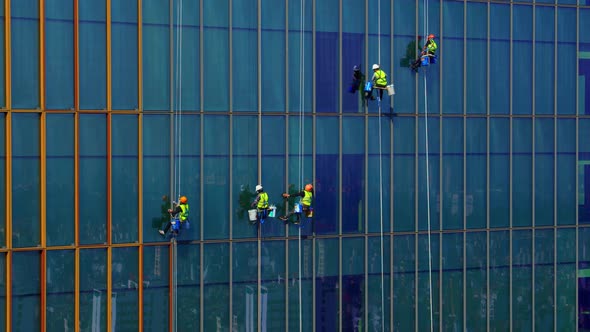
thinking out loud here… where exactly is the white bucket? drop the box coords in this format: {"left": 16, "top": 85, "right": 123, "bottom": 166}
{"left": 248, "top": 209, "right": 257, "bottom": 221}
{"left": 386, "top": 84, "right": 395, "bottom": 96}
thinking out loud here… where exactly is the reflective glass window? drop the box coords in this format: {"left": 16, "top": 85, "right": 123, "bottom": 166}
{"left": 342, "top": 118, "right": 364, "bottom": 234}
{"left": 556, "top": 8, "right": 576, "bottom": 115}
{"left": 466, "top": 2, "right": 487, "bottom": 115}
{"left": 232, "top": 116, "right": 257, "bottom": 239}
{"left": 534, "top": 6, "right": 554, "bottom": 115}
{"left": 417, "top": 234, "right": 440, "bottom": 330}
{"left": 341, "top": 237, "right": 365, "bottom": 330}
{"left": 512, "top": 230, "right": 532, "bottom": 330}
{"left": 442, "top": 232, "right": 463, "bottom": 330}
{"left": 261, "top": 116, "right": 286, "bottom": 238}
{"left": 12, "top": 251, "right": 40, "bottom": 330}
{"left": 79, "top": 249, "right": 107, "bottom": 331}
{"left": 393, "top": 234, "right": 415, "bottom": 330}
{"left": 143, "top": 245, "right": 169, "bottom": 330}
{"left": 489, "top": 118, "right": 509, "bottom": 227}
{"left": 287, "top": 115, "right": 313, "bottom": 237}
{"left": 442, "top": 1, "right": 464, "bottom": 114}
{"left": 203, "top": 0, "right": 229, "bottom": 111}
{"left": 512, "top": 5, "right": 533, "bottom": 115}
{"left": 580, "top": 9, "right": 590, "bottom": 115}
{"left": 393, "top": 1, "right": 417, "bottom": 114}
{"left": 142, "top": 0, "right": 169, "bottom": 111}
{"left": 580, "top": 119, "right": 590, "bottom": 224}
{"left": 175, "top": 114, "right": 200, "bottom": 240}
{"left": 79, "top": 0, "right": 106, "bottom": 109}
{"left": 442, "top": 118, "right": 463, "bottom": 230}
{"left": 232, "top": 242, "right": 258, "bottom": 329}
{"left": 11, "top": 0, "right": 39, "bottom": 109}
{"left": 0, "top": 253, "right": 6, "bottom": 327}
{"left": 418, "top": 116, "right": 440, "bottom": 231}
{"left": 261, "top": 0, "right": 285, "bottom": 113}
{"left": 466, "top": 118, "right": 486, "bottom": 229}
{"left": 368, "top": 117, "right": 391, "bottom": 233}
{"left": 177, "top": 244, "right": 200, "bottom": 330}
{"left": 173, "top": 0, "right": 200, "bottom": 111}
{"left": 287, "top": 238, "right": 313, "bottom": 330}
{"left": 46, "top": 250, "right": 74, "bottom": 331}
{"left": 45, "top": 0, "right": 74, "bottom": 109}
{"left": 534, "top": 118, "right": 554, "bottom": 226}
{"left": 556, "top": 228, "right": 575, "bottom": 331}
{"left": 465, "top": 232, "right": 486, "bottom": 329}
{"left": 534, "top": 229, "right": 554, "bottom": 328}
{"left": 313, "top": 238, "right": 338, "bottom": 330}
{"left": 394, "top": 117, "right": 415, "bottom": 231}
{"left": 112, "top": 247, "right": 139, "bottom": 330}
{"left": 315, "top": 116, "right": 338, "bottom": 235}
{"left": 287, "top": 0, "right": 312, "bottom": 114}
{"left": 489, "top": 231, "right": 510, "bottom": 330}
{"left": 232, "top": 0, "right": 257, "bottom": 112}
{"left": 489, "top": 4, "right": 510, "bottom": 115}
{"left": 203, "top": 243, "right": 229, "bottom": 331}
{"left": 0, "top": 114, "right": 4, "bottom": 246}
{"left": 261, "top": 240, "right": 286, "bottom": 330}
{"left": 112, "top": 0, "right": 138, "bottom": 110}
{"left": 512, "top": 118, "right": 532, "bottom": 227}
{"left": 556, "top": 119, "right": 575, "bottom": 225}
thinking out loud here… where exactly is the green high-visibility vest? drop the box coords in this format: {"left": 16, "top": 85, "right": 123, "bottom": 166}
{"left": 257, "top": 192, "right": 269, "bottom": 209}
{"left": 302, "top": 190, "right": 313, "bottom": 206}
{"left": 179, "top": 203, "right": 189, "bottom": 221}
{"left": 374, "top": 69, "right": 387, "bottom": 86}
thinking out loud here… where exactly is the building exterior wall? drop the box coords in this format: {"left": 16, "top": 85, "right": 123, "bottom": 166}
{"left": 1, "top": 0, "right": 589, "bottom": 331}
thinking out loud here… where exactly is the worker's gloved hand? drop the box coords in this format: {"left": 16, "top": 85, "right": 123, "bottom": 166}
{"left": 282, "top": 193, "right": 289, "bottom": 198}
{"left": 167, "top": 209, "right": 172, "bottom": 213}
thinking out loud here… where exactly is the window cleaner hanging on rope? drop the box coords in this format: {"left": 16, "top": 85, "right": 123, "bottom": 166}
{"left": 411, "top": 34, "right": 438, "bottom": 72}
{"left": 279, "top": 184, "right": 314, "bottom": 224}
{"left": 159, "top": 196, "right": 190, "bottom": 236}
{"left": 250, "top": 185, "right": 270, "bottom": 224}
{"left": 348, "top": 65, "right": 365, "bottom": 94}
{"left": 364, "top": 64, "right": 388, "bottom": 101}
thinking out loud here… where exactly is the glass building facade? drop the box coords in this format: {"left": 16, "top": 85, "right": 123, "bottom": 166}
{"left": 1, "top": 0, "right": 590, "bottom": 330}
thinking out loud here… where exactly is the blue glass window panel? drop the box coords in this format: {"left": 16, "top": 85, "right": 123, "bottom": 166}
{"left": 489, "top": 4, "right": 510, "bottom": 115}
{"left": 143, "top": 245, "right": 169, "bottom": 330}
{"left": 261, "top": 0, "right": 285, "bottom": 113}
{"left": 512, "top": 230, "right": 532, "bottom": 330}
{"left": 534, "top": 118, "right": 554, "bottom": 226}
{"left": 489, "top": 231, "right": 510, "bottom": 330}
{"left": 342, "top": 33, "right": 365, "bottom": 114}
{"left": 466, "top": 118, "right": 486, "bottom": 229}
{"left": 12, "top": 251, "right": 40, "bottom": 331}
{"left": 177, "top": 244, "right": 199, "bottom": 330}
{"left": 112, "top": 0, "right": 138, "bottom": 110}
{"left": 512, "top": 5, "right": 533, "bottom": 115}
{"left": 232, "top": 116, "right": 257, "bottom": 239}
{"left": 466, "top": 2, "right": 487, "bottom": 115}
{"left": 142, "top": 115, "right": 170, "bottom": 242}
{"left": 367, "top": 236, "right": 390, "bottom": 331}
{"left": 579, "top": 119, "right": 590, "bottom": 224}
{"left": 316, "top": 0, "right": 337, "bottom": 32}
{"left": 489, "top": 118, "right": 509, "bottom": 228}
{"left": 0, "top": 2, "right": 5, "bottom": 108}
{"left": 316, "top": 32, "right": 338, "bottom": 113}
{"left": 442, "top": 1, "right": 464, "bottom": 115}
{"left": 394, "top": 1, "right": 416, "bottom": 36}
{"left": 0, "top": 114, "right": 4, "bottom": 247}
{"left": 12, "top": 113, "right": 40, "bottom": 247}
{"left": 172, "top": 0, "right": 199, "bottom": 111}
{"left": 203, "top": 243, "right": 229, "bottom": 331}
{"left": 45, "top": 0, "right": 74, "bottom": 109}
{"left": 442, "top": 118, "right": 463, "bottom": 230}
{"left": 535, "top": 7, "right": 554, "bottom": 116}
{"left": 112, "top": 247, "right": 138, "bottom": 330}
{"left": 232, "top": 242, "right": 258, "bottom": 329}
{"left": 79, "top": 0, "right": 106, "bottom": 109}
{"left": 46, "top": 114, "right": 74, "bottom": 246}
{"left": 394, "top": 117, "right": 415, "bottom": 231}
{"left": 342, "top": 118, "right": 364, "bottom": 234}
{"left": 556, "top": 229, "right": 575, "bottom": 331}
{"left": 316, "top": 116, "right": 339, "bottom": 235}
{"left": 556, "top": 119, "right": 575, "bottom": 225}
{"left": 417, "top": 57, "right": 441, "bottom": 114}
{"left": 417, "top": 234, "right": 440, "bottom": 331}
{"left": 394, "top": 35, "right": 416, "bottom": 114}
{"left": 288, "top": 239, "right": 313, "bottom": 331}
{"left": 418, "top": 0, "right": 440, "bottom": 40}
{"left": 557, "top": 8, "right": 576, "bottom": 115}
{"left": 342, "top": 0, "right": 364, "bottom": 33}
{"left": 79, "top": 249, "right": 107, "bottom": 330}
{"left": 442, "top": 232, "right": 463, "bottom": 331}
{"left": 79, "top": 114, "right": 107, "bottom": 244}
{"left": 557, "top": 0, "right": 577, "bottom": 4}
{"left": 46, "top": 250, "right": 74, "bottom": 331}
{"left": 174, "top": 114, "right": 200, "bottom": 240}
{"left": 393, "top": 235, "right": 415, "bottom": 330}
{"left": 203, "top": 1, "right": 228, "bottom": 112}
{"left": 0, "top": 254, "right": 6, "bottom": 328}
{"left": 512, "top": 118, "right": 532, "bottom": 227}
{"left": 287, "top": 28, "right": 312, "bottom": 114}
{"left": 341, "top": 237, "right": 364, "bottom": 329}
{"left": 465, "top": 232, "right": 487, "bottom": 329}
{"left": 112, "top": 115, "right": 138, "bottom": 243}
{"left": 418, "top": 116, "right": 440, "bottom": 231}
{"left": 203, "top": 116, "right": 229, "bottom": 239}
{"left": 232, "top": 30, "right": 257, "bottom": 112}
{"left": 11, "top": 0, "right": 39, "bottom": 109}
{"left": 581, "top": 9, "right": 590, "bottom": 115}
{"left": 534, "top": 229, "right": 554, "bottom": 327}
{"left": 142, "top": 0, "right": 170, "bottom": 111}
{"left": 261, "top": 116, "right": 286, "bottom": 237}
{"left": 368, "top": 117, "right": 391, "bottom": 233}
{"left": 261, "top": 241, "right": 286, "bottom": 330}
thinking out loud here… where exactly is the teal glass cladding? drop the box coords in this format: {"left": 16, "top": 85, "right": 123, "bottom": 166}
{"left": 2, "top": 1, "right": 590, "bottom": 331}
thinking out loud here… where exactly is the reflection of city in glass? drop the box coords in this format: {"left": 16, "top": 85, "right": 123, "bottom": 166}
{"left": 1, "top": 0, "right": 590, "bottom": 331}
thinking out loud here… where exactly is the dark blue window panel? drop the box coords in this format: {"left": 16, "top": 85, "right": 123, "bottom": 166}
{"left": 316, "top": 0, "right": 337, "bottom": 32}
{"left": 512, "top": 230, "right": 532, "bottom": 331}
{"left": 489, "top": 118, "right": 509, "bottom": 228}
{"left": 287, "top": 115, "right": 313, "bottom": 235}
{"left": 535, "top": 6, "right": 554, "bottom": 115}
{"left": 512, "top": 118, "right": 532, "bottom": 227}
{"left": 466, "top": 118, "right": 486, "bottom": 229}
{"left": 442, "top": 232, "right": 463, "bottom": 330}
{"left": 556, "top": 119, "right": 575, "bottom": 225}
{"left": 442, "top": 118, "right": 463, "bottom": 230}
{"left": 417, "top": 234, "right": 440, "bottom": 331}
{"left": 142, "top": 0, "right": 170, "bottom": 111}
{"left": 342, "top": 0, "right": 364, "bottom": 34}
{"left": 314, "top": 239, "right": 338, "bottom": 330}
{"left": 342, "top": 33, "right": 365, "bottom": 114}
{"left": 79, "top": 114, "right": 106, "bottom": 244}
{"left": 342, "top": 118, "right": 364, "bottom": 234}
{"left": 287, "top": 31, "right": 312, "bottom": 114}
{"left": 512, "top": 5, "right": 533, "bottom": 115}
{"left": 45, "top": 0, "right": 74, "bottom": 109}
{"left": 534, "top": 229, "right": 554, "bottom": 328}
{"left": 466, "top": 2, "right": 487, "bottom": 115}
{"left": 79, "top": 249, "right": 107, "bottom": 330}
{"left": 203, "top": 243, "right": 229, "bottom": 331}
{"left": 580, "top": 119, "right": 590, "bottom": 224}
{"left": 465, "top": 232, "right": 487, "bottom": 329}
{"left": 46, "top": 114, "right": 74, "bottom": 246}
{"left": 288, "top": 238, "right": 314, "bottom": 330}
{"left": 556, "top": 229, "right": 575, "bottom": 330}
{"left": 557, "top": 8, "right": 576, "bottom": 115}
{"left": 489, "top": 231, "right": 510, "bottom": 330}
{"left": 417, "top": 116, "right": 440, "bottom": 231}
{"left": 172, "top": 0, "right": 199, "bottom": 111}
{"left": 394, "top": 117, "right": 415, "bottom": 231}
{"left": 46, "top": 250, "right": 74, "bottom": 331}
{"left": 143, "top": 245, "right": 170, "bottom": 330}
{"left": 393, "top": 235, "right": 415, "bottom": 331}
{"left": 0, "top": 114, "right": 5, "bottom": 248}
{"left": 232, "top": 242, "right": 258, "bottom": 328}
{"left": 395, "top": 35, "right": 417, "bottom": 114}
{"left": 112, "top": 0, "right": 138, "bottom": 110}
{"left": 489, "top": 4, "right": 510, "bottom": 115}
{"left": 142, "top": 114, "right": 170, "bottom": 243}
{"left": 341, "top": 238, "right": 364, "bottom": 329}
{"left": 442, "top": 1, "right": 464, "bottom": 115}
{"left": 418, "top": 0, "right": 440, "bottom": 41}
{"left": 260, "top": 241, "right": 286, "bottom": 330}
{"left": 12, "top": 113, "right": 40, "bottom": 247}
{"left": 580, "top": 8, "right": 590, "bottom": 115}
{"left": 261, "top": 0, "right": 284, "bottom": 113}
{"left": 176, "top": 244, "right": 199, "bottom": 330}
{"left": 232, "top": 29, "right": 257, "bottom": 112}
{"left": 203, "top": 115, "right": 229, "bottom": 239}
{"left": 316, "top": 32, "right": 338, "bottom": 113}
{"left": 261, "top": 116, "right": 286, "bottom": 238}
{"left": 315, "top": 116, "right": 339, "bottom": 235}
{"left": 111, "top": 247, "right": 138, "bottom": 330}
{"left": 112, "top": 115, "right": 138, "bottom": 243}
{"left": 79, "top": 0, "right": 106, "bottom": 109}
{"left": 366, "top": 236, "right": 390, "bottom": 331}
{"left": 368, "top": 117, "right": 391, "bottom": 233}
{"left": 11, "top": 0, "right": 39, "bottom": 109}
{"left": 12, "top": 251, "right": 40, "bottom": 331}
{"left": 534, "top": 118, "right": 554, "bottom": 227}
{"left": 203, "top": 1, "right": 229, "bottom": 112}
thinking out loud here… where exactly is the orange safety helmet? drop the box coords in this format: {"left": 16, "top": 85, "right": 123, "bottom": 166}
{"left": 428, "top": 34, "right": 435, "bottom": 40}
{"left": 179, "top": 196, "right": 188, "bottom": 204}
{"left": 305, "top": 184, "right": 313, "bottom": 191}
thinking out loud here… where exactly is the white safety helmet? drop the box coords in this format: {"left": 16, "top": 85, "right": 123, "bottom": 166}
{"left": 255, "top": 184, "right": 263, "bottom": 192}
{"left": 372, "top": 64, "right": 379, "bottom": 70}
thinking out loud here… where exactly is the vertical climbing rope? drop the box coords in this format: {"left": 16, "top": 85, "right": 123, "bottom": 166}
{"left": 376, "top": 0, "right": 385, "bottom": 330}
{"left": 298, "top": 0, "right": 305, "bottom": 330}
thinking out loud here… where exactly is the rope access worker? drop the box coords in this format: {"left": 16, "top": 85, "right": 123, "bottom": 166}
{"left": 159, "top": 196, "right": 189, "bottom": 236}
{"left": 411, "top": 34, "right": 437, "bottom": 72}
{"left": 348, "top": 65, "right": 365, "bottom": 94}
{"left": 279, "top": 184, "right": 314, "bottom": 224}
{"left": 366, "top": 64, "right": 388, "bottom": 101}
{"left": 251, "top": 184, "right": 269, "bottom": 224}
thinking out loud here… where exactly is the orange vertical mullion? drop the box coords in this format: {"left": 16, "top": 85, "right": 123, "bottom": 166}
{"left": 39, "top": 0, "right": 45, "bottom": 110}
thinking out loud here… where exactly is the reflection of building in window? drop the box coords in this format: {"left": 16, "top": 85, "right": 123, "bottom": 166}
{"left": 580, "top": 161, "right": 590, "bottom": 223}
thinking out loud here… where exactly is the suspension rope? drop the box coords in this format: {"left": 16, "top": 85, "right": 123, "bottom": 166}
{"left": 376, "top": 0, "right": 385, "bottom": 330}
{"left": 173, "top": 0, "right": 184, "bottom": 202}
{"left": 298, "top": 0, "right": 305, "bottom": 330}
{"left": 422, "top": 0, "right": 434, "bottom": 330}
